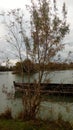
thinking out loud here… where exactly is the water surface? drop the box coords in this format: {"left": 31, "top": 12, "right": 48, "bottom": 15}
{"left": 0, "top": 70, "right": 73, "bottom": 123}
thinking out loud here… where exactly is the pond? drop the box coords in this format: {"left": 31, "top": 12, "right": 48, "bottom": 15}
{"left": 0, "top": 70, "right": 73, "bottom": 123}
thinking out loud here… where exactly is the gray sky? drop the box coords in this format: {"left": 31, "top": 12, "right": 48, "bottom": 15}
{"left": 0, "top": 0, "right": 73, "bottom": 64}
{"left": 62, "top": 0, "right": 73, "bottom": 43}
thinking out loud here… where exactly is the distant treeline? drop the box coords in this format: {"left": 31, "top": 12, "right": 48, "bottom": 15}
{"left": 1, "top": 59, "right": 73, "bottom": 72}
{"left": 45, "top": 62, "right": 73, "bottom": 70}
{"left": 35, "top": 62, "right": 73, "bottom": 71}
{"left": 12, "top": 59, "right": 73, "bottom": 74}
{"left": 0, "top": 66, "right": 13, "bottom": 71}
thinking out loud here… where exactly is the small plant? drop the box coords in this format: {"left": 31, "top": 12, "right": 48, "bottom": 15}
{"left": 58, "top": 113, "right": 63, "bottom": 121}
{"left": 17, "top": 111, "right": 24, "bottom": 120}
{"left": 0, "top": 108, "right": 12, "bottom": 119}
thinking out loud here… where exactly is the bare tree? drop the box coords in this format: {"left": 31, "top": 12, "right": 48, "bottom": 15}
{"left": 2, "top": 0, "right": 69, "bottom": 120}
{"left": 2, "top": 9, "right": 30, "bottom": 81}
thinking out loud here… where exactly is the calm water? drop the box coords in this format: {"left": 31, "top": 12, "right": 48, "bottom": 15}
{"left": 0, "top": 70, "right": 73, "bottom": 123}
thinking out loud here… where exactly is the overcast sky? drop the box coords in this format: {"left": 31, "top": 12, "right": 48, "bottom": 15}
{"left": 0, "top": 0, "right": 73, "bottom": 64}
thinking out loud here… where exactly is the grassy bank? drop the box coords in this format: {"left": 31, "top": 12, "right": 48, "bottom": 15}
{"left": 0, "top": 119, "right": 72, "bottom": 130}
{"left": 0, "top": 109, "right": 72, "bottom": 130}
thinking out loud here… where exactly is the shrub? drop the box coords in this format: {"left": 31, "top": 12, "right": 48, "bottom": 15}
{"left": 0, "top": 108, "right": 12, "bottom": 119}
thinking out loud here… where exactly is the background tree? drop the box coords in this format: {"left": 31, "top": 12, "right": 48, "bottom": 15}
{"left": 14, "top": 58, "right": 36, "bottom": 74}
{"left": 2, "top": 0, "right": 69, "bottom": 120}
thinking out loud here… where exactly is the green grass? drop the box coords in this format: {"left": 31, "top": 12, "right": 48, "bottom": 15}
{"left": 0, "top": 119, "right": 72, "bottom": 130}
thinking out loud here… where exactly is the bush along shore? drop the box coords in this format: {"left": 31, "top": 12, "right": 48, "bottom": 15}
{"left": 0, "top": 108, "right": 72, "bottom": 130}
